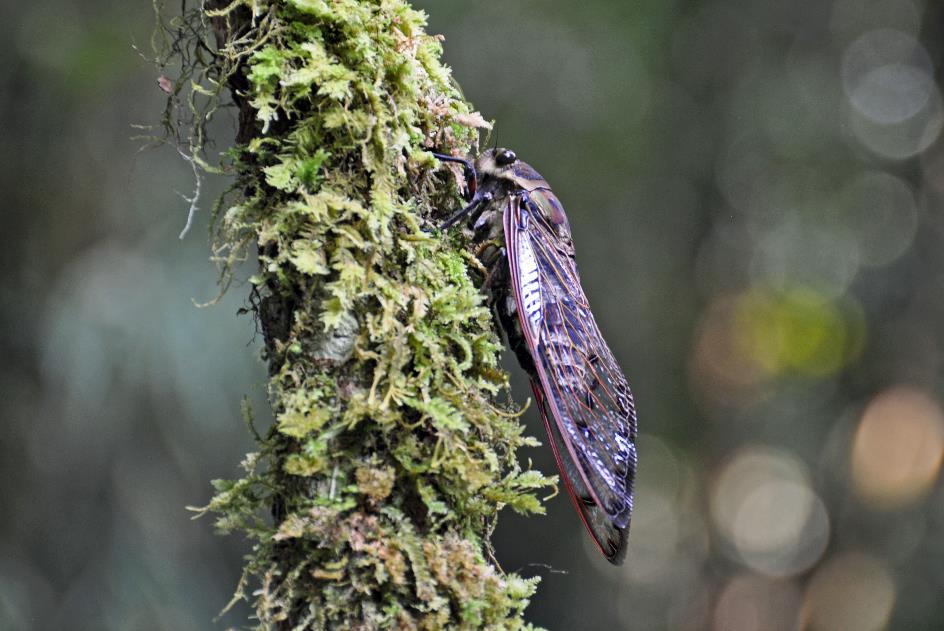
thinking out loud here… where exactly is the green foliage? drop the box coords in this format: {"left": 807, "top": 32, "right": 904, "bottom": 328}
{"left": 162, "top": 0, "right": 554, "bottom": 628}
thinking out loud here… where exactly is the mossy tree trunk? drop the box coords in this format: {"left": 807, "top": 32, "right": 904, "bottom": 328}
{"left": 155, "top": 1, "right": 554, "bottom": 628}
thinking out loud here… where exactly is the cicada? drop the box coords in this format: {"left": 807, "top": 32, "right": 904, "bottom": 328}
{"left": 434, "top": 148, "right": 638, "bottom": 564}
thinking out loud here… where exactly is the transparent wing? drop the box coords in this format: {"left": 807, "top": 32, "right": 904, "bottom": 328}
{"left": 504, "top": 193, "right": 637, "bottom": 561}
{"left": 530, "top": 381, "right": 628, "bottom": 563}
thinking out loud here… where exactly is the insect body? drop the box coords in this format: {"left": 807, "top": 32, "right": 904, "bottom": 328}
{"left": 435, "top": 148, "right": 638, "bottom": 564}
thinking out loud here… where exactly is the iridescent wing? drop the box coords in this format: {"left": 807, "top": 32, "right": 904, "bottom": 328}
{"left": 504, "top": 192, "right": 637, "bottom": 564}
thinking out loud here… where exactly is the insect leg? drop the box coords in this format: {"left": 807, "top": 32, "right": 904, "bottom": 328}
{"left": 473, "top": 239, "right": 503, "bottom": 260}
{"left": 516, "top": 191, "right": 532, "bottom": 229}
{"left": 430, "top": 152, "right": 476, "bottom": 179}
{"left": 479, "top": 246, "right": 507, "bottom": 297}
{"left": 439, "top": 192, "right": 492, "bottom": 230}
{"left": 431, "top": 152, "right": 478, "bottom": 200}
{"left": 461, "top": 249, "right": 489, "bottom": 275}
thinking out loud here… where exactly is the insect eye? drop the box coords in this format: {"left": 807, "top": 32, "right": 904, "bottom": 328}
{"left": 496, "top": 149, "right": 517, "bottom": 166}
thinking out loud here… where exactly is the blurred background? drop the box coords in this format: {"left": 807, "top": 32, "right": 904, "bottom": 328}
{"left": 3, "top": 0, "right": 944, "bottom": 629}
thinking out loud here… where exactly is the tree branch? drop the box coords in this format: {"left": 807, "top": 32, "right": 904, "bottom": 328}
{"left": 156, "top": 1, "right": 555, "bottom": 628}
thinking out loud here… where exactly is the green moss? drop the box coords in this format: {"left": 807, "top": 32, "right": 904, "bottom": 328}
{"left": 159, "top": 0, "right": 554, "bottom": 628}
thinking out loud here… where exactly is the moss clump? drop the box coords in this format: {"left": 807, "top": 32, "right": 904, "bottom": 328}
{"left": 155, "top": 0, "right": 554, "bottom": 628}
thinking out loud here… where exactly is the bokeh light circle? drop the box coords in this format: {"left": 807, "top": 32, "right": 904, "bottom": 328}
{"left": 849, "top": 88, "right": 944, "bottom": 159}
{"left": 851, "top": 386, "right": 944, "bottom": 509}
{"left": 621, "top": 435, "right": 709, "bottom": 587}
{"left": 620, "top": 489, "right": 681, "bottom": 584}
{"left": 801, "top": 553, "right": 896, "bottom": 631}
{"left": 690, "top": 295, "right": 768, "bottom": 410}
{"left": 749, "top": 219, "right": 861, "bottom": 298}
{"left": 733, "top": 288, "right": 863, "bottom": 378}
{"left": 838, "top": 171, "right": 918, "bottom": 268}
{"left": 713, "top": 574, "right": 801, "bottom": 631}
{"left": 842, "top": 29, "right": 934, "bottom": 125}
{"left": 711, "top": 447, "right": 830, "bottom": 576}
{"left": 841, "top": 29, "right": 943, "bottom": 159}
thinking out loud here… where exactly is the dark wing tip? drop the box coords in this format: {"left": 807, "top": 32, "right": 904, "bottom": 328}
{"left": 604, "top": 525, "right": 629, "bottom": 565}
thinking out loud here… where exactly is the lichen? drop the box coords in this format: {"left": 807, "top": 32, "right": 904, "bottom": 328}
{"left": 153, "top": 0, "right": 554, "bottom": 628}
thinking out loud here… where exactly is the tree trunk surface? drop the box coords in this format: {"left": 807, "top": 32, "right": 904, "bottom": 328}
{"left": 160, "top": 1, "right": 554, "bottom": 629}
